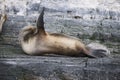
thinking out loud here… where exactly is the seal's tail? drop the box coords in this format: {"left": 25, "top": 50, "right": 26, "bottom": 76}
{"left": 86, "top": 43, "right": 110, "bottom": 58}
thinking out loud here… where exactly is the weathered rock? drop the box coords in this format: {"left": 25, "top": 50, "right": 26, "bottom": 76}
{"left": 0, "top": 0, "right": 119, "bottom": 54}
{"left": 0, "top": 56, "right": 120, "bottom": 80}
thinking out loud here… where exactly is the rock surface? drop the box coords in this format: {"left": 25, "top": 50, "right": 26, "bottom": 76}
{"left": 0, "top": 0, "right": 120, "bottom": 54}
{"left": 0, "top": 55, "right": 120, "bottom": 80}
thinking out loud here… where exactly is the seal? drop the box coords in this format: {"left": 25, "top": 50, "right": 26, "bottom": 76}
{"left": 0, "top": 14, "right": 7, "bottom": 33}
{"left": 19, "top": 8, "right": 110, "bottom": 58}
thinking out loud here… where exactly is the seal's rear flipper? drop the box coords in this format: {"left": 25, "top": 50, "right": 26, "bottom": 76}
{"left": 87, "top": 48, "right": 110, "bottom": 58}
{"left": 86, "top": 43, "right": 110, "bottom": 58}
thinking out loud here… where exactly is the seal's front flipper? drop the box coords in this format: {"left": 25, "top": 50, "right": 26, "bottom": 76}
{"left": 36, "top": 7, "right": 46, "bottom": 35}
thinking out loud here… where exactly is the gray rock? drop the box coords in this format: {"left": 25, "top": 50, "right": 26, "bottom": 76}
{"left": 0, "top": 0, "right": 120, "bottom": 54}
{"left": 0, "top": 56, "right": 120, "bottom": 80}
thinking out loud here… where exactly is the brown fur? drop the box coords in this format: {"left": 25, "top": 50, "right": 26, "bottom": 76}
{"left": 20, "top": 26, "right": 88, "bottom": 57}
{"left": 19, "top": 8, "right": 110, "bottom": 58}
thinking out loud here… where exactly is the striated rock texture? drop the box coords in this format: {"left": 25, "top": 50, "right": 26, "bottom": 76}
{"left": 0, "top": 1, "right": 120, "bottom": 53}
{"left": 0, "top": 55, "right": 120, "bottom": 80}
